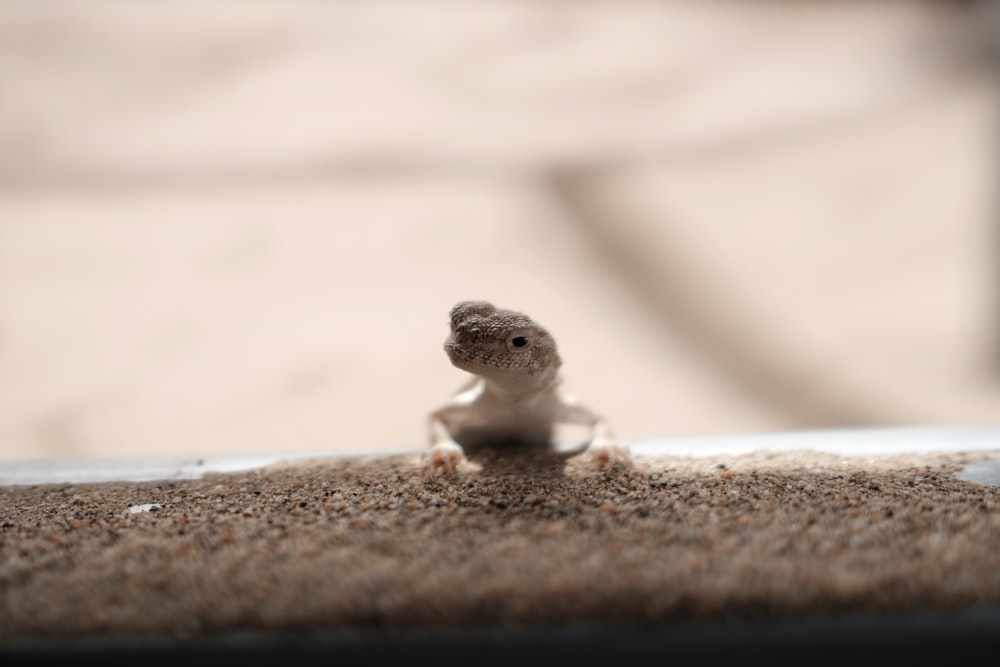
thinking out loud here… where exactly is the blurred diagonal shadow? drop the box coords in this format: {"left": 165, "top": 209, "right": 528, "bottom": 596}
{"left": 547, "top": 167, "right": 898, "bottom": 430}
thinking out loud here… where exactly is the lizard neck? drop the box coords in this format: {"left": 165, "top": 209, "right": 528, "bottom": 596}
{"left": 481, "top": 370, "right": 559, "bottom": 402}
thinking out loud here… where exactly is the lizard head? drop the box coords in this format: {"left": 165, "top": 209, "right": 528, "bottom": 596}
{"left": 444, "top": 300, "right": 562, "bottom": 389}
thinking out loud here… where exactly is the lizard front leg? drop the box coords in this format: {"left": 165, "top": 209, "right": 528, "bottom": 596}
{"left": 556, "top": 396, "right": 631, "bottom": 468}
{"left": 423, "top": 403, "right": 470, "bottom": 474}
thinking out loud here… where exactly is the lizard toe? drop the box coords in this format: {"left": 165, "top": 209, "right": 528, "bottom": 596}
{"left": 423, "top": 442, "right": 467, "bottom": 475}
{"left": 585, "top": 438, "right": 632, "bottom": 470}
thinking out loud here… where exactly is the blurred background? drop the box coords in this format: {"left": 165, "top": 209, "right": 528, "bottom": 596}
{"left": 1, "top": 1, "right": 998, "bottom": 462}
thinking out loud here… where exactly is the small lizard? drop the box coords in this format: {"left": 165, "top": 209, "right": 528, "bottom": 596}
{"left": 423, "top": 300, "right": 630, "bottom": 474}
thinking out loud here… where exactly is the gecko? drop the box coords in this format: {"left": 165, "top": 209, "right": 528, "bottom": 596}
{"left": 423, "top": 300, "right": 630, "bottom": 474}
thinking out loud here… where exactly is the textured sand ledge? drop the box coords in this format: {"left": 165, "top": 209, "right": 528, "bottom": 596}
{"left": 2, "top": 449, "right": 999, "bottom": 640}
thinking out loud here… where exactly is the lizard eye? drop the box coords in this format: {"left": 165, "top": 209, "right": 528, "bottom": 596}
{"left": 506, "top": 332, "right": 532, "bottom": 351}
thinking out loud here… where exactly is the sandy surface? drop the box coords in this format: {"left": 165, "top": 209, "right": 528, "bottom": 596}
{"left": 2, "top": 448, "right": 999, "bottom": 640}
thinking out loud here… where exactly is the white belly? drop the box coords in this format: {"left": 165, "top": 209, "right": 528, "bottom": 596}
{"left": 448, "top": 382, "right": 561, "bottom": 450}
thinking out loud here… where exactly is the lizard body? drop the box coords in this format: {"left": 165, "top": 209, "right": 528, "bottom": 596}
{"left": 424, "top": 300, "right": 629, "bottom": 473}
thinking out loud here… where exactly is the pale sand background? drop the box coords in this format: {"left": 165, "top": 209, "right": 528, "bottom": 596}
{"left": 1, "top": 1, "right": 998, "bottom": 463}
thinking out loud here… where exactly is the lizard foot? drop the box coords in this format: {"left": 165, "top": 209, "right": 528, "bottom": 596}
{"left": 584, "top": 438, "right": 632, "bottom": 470}
{"left": 422, "top": 442, "right": 467, "bottom": 475}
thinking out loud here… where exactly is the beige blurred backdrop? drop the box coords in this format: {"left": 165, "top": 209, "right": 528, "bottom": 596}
{"left": 1, "top": 0, "right": 998, "bottom": 461}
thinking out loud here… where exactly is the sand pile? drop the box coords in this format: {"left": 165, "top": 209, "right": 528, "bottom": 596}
{"left": 2, "top": 449, "right": 999, "bottom": 640}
